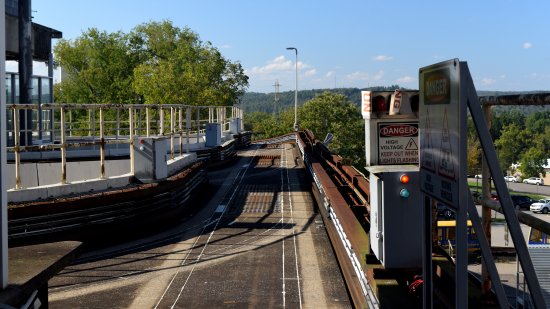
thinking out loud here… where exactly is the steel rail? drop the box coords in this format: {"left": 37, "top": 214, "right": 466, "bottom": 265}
{"left": 296, "top": 131, "right": 375, "bottom": 308}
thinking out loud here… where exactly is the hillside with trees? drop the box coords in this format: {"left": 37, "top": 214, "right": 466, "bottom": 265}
{"left": 244, "top": 88, "right": 549, "bottom": 177}
{"left": 242, "top": 88, "right": 550, "bottom": 116}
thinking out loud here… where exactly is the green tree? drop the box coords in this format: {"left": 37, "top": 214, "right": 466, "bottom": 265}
{"left": 298, "top": 92, "right": 364, "bottom": 166}
{"left": 525, "top": 110, "right": 550, "bottom": 133}
{"left": 467, "top": 134, "right": 482, "bottom": 175}
{"left": 131, "top": 21, "right": 248, "bottom": 106}
{"left": 54, "top": 28, "right": 139, "bottom": 103}
{"left": 494, "top": 124, "right": 528, "bottom": 173}
{"left": 54, "top": 21, "right": 248, "bottom": 106}
{"left": 519, "top": 147, "right": 547, "bottom": 178}
{"left": 490, "top": 109, "right": 525, "bottom": 140}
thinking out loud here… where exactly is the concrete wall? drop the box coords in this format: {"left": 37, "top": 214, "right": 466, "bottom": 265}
{"left": 6, "top": 159, "right": 131, "bottom": 189}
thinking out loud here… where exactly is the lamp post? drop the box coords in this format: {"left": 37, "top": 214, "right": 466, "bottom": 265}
{"left": 286, "top": 47, "right": 299, "bottom": 131}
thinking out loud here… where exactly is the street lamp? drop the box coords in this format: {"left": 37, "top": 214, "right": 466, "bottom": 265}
{"left": 286, "top": 47, "right": 299, "bottom": 131}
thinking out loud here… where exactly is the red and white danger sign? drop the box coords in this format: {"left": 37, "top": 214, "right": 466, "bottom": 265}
{"left": 378, "top": 122, "right": 419, "bottom": 165}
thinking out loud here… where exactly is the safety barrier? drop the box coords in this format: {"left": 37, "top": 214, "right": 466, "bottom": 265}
{"left": 7, "top": 103, "right": 243, "bottom": 190}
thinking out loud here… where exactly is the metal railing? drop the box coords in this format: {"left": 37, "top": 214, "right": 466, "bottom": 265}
{"left": 7, "top": 103, "right": 244, "bottom": 190}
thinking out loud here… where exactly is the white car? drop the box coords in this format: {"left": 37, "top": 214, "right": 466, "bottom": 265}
{"left": 523, "top": 177, "right": 544, "bottom": 185}
{"left": 504, "top": 176, "right": 517, "bottom": 182}
{"left": 530, "top": 199, "right": 550, "bottom": 214}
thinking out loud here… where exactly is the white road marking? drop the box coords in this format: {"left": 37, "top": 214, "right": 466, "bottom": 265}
{"left": 163, "top": 147, "right": 261, "bottom": 309}
{"left": 284, "top": 145, "right": 303, "bottom": 308}
{"left": 280, "top": 146, "right": 286, "bottom": 308}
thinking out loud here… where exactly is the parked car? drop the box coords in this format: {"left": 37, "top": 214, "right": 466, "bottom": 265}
{"left": 530, "top": 199, "right": 550, "bottom": 214}
{"left": 523, "top": 177, "right": 544, "bottom": 185}
{"left": 511, "top": 195, "right": 536, "bottom": 209}
{"left": 504, "top": 176, "right": 517, "bottom": 182}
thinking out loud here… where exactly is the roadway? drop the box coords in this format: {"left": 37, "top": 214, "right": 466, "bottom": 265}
{"left": 46, "top": 142, "right": 351, "bottom": 308}
{"left": 469, "top": 178, "right": 550, "bottom": 197}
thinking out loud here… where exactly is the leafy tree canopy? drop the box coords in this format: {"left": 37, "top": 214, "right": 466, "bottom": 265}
{"left": 54, "top": 20, "right": 248, "bottom": 106}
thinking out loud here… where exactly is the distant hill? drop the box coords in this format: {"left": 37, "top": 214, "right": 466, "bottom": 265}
{"left": 241, "top": 86, "right": 403, "bottom": 114}
{"left": 241, "top": 88, "right": 550, "bottom": 115}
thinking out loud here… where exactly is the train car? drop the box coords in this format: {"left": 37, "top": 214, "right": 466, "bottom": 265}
{"left": 436, "top": 220, "right": 480, "bottom": 253}
{"left": 528, "top": 227, "right": 550, "bottom": 308}
{"left": 528, "top": 227, "right": 550, "bottom": 246}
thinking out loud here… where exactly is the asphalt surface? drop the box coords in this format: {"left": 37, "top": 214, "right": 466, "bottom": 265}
{"left": 47, "top": 143, "right": 351, "bottom": 308}
{"left": 469, "top": 178, "right": 550, "bottom": 197}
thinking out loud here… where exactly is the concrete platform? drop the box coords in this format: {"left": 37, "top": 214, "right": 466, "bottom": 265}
{"left": 0, "top": 241, "right": 82, "bottom": 307}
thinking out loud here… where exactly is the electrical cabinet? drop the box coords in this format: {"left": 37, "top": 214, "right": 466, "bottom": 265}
{"left": 367, "top": 165, "right": 423, "bottom": 268}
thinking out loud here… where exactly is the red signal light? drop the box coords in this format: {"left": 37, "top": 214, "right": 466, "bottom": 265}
{"left": 375, "top": 96, "right": 386, "bottom": 111}
{"left": 400, "top": 174, "right": 410, "bottom": 184}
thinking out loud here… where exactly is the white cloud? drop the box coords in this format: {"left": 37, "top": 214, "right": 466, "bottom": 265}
{"left": 220, "top": 44, "right": 232, "bottom": 49}
{"left": 246, "top": 55, "right": 314, "bottom": 77}
{"left": 396, "top": 76, "right": 415, "bottom": 84}
{"left": 346, "top": 70, "right": 384, "bottom": 81}
{"left": 481, "top": 78, "right": 496, "bottom": 85}
{"left": 297, "top": 61, "right": 310, "bottom": 71}
{"left": 325, "top": 70, "right": 335, "bottom": 78}
{"left": 304, "top": 69, "right": 317, "bottom": 77}
{"left": 246, "top": 55, "right": 293, "bottom": 76}
{"left": 373, "top": 55, "right": 393, "bottom": 62}
{"left": 523, "top": 42, "right": 533, "bottom": 49}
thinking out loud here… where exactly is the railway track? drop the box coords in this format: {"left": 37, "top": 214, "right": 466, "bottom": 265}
{"left": 48, "top": 138, "right": 351, "bottom": 308}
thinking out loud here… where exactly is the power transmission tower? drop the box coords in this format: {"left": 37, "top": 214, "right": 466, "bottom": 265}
{"left": 273, "top": 80, "right": 281, "bottom": 123}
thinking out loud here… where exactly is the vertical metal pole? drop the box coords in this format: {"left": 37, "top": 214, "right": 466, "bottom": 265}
{"left": 286, "top": 47, "right": 299, "bottom": 131}
{"left": 456, "top": 65, "right": 469, "bottom": 308}
{"left": 179, "top": 107, "right": 183, "bottom": 156}
{"left": 0, "top": 2, "right": 7, "bottom": 286}
{"left": 146, "top": 107, "right": 150, "bottom": 137}
{"left": 48, "top": 53, "right": 54, "bottom": 142}
{"left": 196, "top": 108, "right": 200, "bottom": 143}
{"left": 159, "top": 106, "right": 164, "bottom": 136}
{"left": 60, "top": 107, "right": 67, "bottom": 184}
{"left": 37, "top": 78, "right": 42, "bottom": 140}
{"left": 116, "top": 108, "right": 120, "bottom": 139}
{"left": 240, "top": 105, "right": 244, "bottom": 131}
{"left": 68, "top": 110, "right": 72, "bottom": 137}
{"left": 481, "top": 103, "right": 493, "bottom": 298}
{"left": 18, "top": 0, "right": 32, "bottom": 146}
{"left": 294, "top": 51, "right": 298, "bottom": 131}
{"left": 186, "top": 107, "right": 191, "bottom": 153}
{"left": 422, "top": 196, "right": 433, "bottom": 309}
{"left": 170, "top": 107, "right": 175, "bottom": 159}
{"left": 99, "top": 108, "right": 105, "bottom": 179}
{"left": 129, "top": 107, "right": 134, "bottom": 175}
{"left": 221, "top": 107, "right": 225, "bottom": 132}
{"left": 13, "top": 108, "right": 21, "bottom": 190}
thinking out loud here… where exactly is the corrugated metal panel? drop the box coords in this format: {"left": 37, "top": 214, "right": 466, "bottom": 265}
{"left": 529, "top": 247, "right": 550, "bottom": 306}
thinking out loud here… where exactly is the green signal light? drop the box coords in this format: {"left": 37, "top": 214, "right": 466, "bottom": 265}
{"left": 399, "top": 188, "right": 410, "bottom": 198}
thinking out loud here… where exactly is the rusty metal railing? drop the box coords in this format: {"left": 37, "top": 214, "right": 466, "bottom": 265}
{"left": 7, "top": 103, "right": 243, "bottom": 190}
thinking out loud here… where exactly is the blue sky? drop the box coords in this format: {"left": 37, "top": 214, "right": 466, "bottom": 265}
{"left": 23, "top": 0, "right": 550, "bottom": 93}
